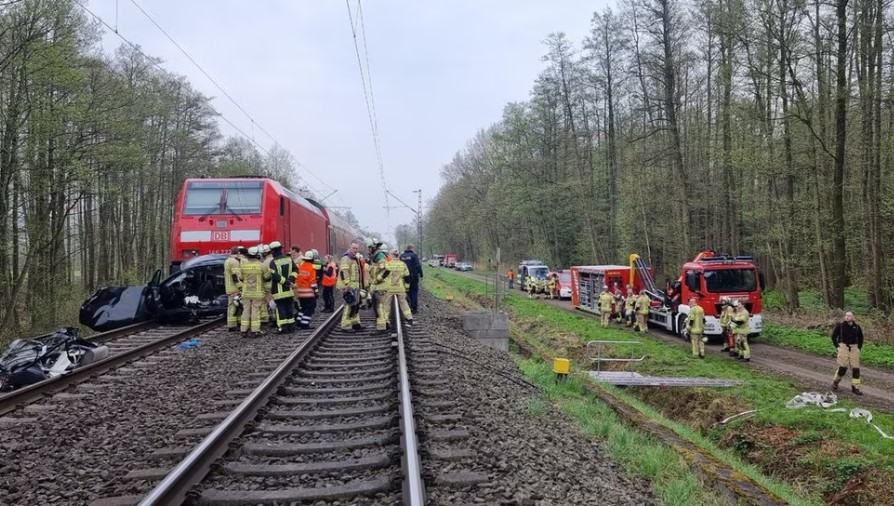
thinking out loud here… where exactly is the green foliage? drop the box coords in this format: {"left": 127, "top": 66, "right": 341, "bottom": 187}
{"left": 763, "top": 323, "right": 894, "bottom": 368}
{"left": 429, "top": 269, "right": 894, "bottom": 503}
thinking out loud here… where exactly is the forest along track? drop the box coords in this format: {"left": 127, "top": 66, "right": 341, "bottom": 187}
{"left": 452, "top": 270, "right": 894, "bottom": 411}
{"left": 0, "top": 317, "right": 321, "bottom": 506}
{"left": 0, "top": 320, "right": 216, "bottom": 417}
{"left": 135, "top": 296, "right": 465, "bottom": 506}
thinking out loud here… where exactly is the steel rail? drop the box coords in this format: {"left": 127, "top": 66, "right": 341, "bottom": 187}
{"left": 138, "top": 306, "right": 344, "bottom": 506}
{"left": 393, "top": 295, "right": 426, "bottom": 505}
{"left": 0, "top": 318, "right": 221, "bottom": 417}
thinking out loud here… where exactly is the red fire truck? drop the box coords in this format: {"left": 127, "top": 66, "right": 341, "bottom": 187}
{"left": 572, "top": 251, "right": 764, "bottom": 339}
{"left": 169, "top": 178, "right": 359, "bottom": 271}
{"left": 570, "top": 265, "right": 649, "bottom": 312}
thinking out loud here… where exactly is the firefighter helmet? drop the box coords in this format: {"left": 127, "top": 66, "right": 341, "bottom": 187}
{"left": 302, "top": 251, "right": 314, "bottom": 260}
{"left": 248, "top": 246, "right": 259, "bottom": 257}
{"left": 261, "top": 244, "right": 271, "bottom": 255}
{"left": 269, "top": 241, "right": 282, "bottom": 250}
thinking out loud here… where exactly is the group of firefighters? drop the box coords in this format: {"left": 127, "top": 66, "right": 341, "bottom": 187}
{"left": 223, "top": 242, "right": 338, "bottom": 336}
{"left": 222, "top": 239, "right": 423, "bottom": 337}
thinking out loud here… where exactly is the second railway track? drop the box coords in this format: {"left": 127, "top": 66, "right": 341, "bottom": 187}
{"left": 0, "top": 319, "right": 221, "bottom": 417}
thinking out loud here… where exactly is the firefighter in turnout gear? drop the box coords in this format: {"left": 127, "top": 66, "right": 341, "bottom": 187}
{"left": 236, "top": 246, "right": 270, "bottom": 336}
{"left": 731, "top": 301, "right": 751, "bottom": 361}
{"left": 338, "top": 242, "right": 364, "bottom": 332}
{"left": 369, "top": 245, "right": 390, "bottom": 317}
{"left": 624, "top": 289, "right": 636, "bottom": 327}
{"left": 295, "top": 251, "right": 318, "bottom": 329}
{"left": 546, "top": 273, "right": 557, "bottom": 300}
{"left": 269, "top": 241, "right": 298, "bottom": 333}
{"left": 376, "top": 249, "right": 414, "bottom": 332}
{"left": 527, "top": 276, "right": 539, "bottom": 299}
{"left": 831, "top": 311, "right": 864, "bottom": 395}
{"left": 719, "top": 298, "right": 736, "bottom": 356}
{"left": 686, "top": 297, "right": 706, "bottom": 358}
{"left": 260, "top": 244, "right": 273, "bottom": 326}
{"left": 224, "top": 246, "right": 243, "bottom": 331}
{"left": 598, "top": 287, "right": 614, "bottom": 328}
{"left": 634, "top": 290, "right": 651, "bottom": 333}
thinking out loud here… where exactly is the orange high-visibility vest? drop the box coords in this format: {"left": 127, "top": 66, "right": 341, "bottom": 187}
{"left": 322, "top": 262, "right": 337, "bottom": 287}
{"left": 295, "top": 261, "right": 317, "bottom": 298}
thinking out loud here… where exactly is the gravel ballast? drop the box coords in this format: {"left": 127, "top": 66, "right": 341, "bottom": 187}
{"left": 414, "top": 290, "right": 655, "bottom": 505}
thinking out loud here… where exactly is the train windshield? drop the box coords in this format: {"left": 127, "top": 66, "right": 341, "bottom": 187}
{"left": 703, "top": 268, "right": 757, "bottom": 293}
{"left": 183, "top": 181, "right": 263, "bottom": 215}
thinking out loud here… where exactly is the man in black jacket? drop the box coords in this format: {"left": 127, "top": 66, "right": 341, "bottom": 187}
{"left": 831, "top": 311, "right": 864, "bottom": 395}
{"left": 400, "top": 244, "right": 423, "bottom": 314}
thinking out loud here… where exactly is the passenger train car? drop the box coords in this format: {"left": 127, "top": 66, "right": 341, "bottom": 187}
{"left": 80, "top": 177, "right": 361, "bottom": 332}
{"left": 170, "top": 178, "right": 358, "bottom": 271}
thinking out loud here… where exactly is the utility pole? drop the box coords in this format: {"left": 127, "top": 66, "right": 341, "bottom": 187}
{"left": 412, "top": 189, "right": 422, "bottom": 253}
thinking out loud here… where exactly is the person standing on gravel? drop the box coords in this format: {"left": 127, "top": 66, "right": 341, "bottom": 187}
{"left": 337, "top": 242, "right": 364, "bottom": 332}
{"left": 224, "top": 246, "right": 243, "bottom": 332}
{"left": 399, "top": 244, "right": 423, "bottom": 314}
{"left": 634, "top": 290, "right": 650, "bottom": 333}
{"left": 831, "top": 311, "right": 864, "bottom": 395}
{"left": 598, "top": 286, "right": 614, "bottom": 328}
{"left": 731, "top": 301, "right": 751, "bottom": 362}
{"left": 686, "top": 297, "right": 706, "bottom": 359}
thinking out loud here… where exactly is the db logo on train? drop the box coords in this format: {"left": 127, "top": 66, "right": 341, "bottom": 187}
{"left": 211, "top": 231, "right": 231, "bottom": 242}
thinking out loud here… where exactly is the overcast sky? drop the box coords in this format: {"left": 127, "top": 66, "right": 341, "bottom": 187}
{"left": 89, "top": 0, "right": 607, "bottom": 242}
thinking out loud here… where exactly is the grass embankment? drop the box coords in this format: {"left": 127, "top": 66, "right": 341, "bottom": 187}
{"left": 426, "top": 267, "right": 894, "bottom": 506}
{"left": 763, "top": 287, "right": 894, "bottom": 352}
{"left": 762, "top": 322, "right": 894, "bottom": 369}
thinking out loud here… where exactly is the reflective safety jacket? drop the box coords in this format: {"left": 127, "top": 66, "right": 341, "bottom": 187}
{"left": 337, "top": 253, "right": 361, "bottom": 290}
{"left": 224, "top": 255, "right": 241, "bottom": 294}
{"left": 237, "top": 259, "right": 269, "bottom": 299}
{"left": 370, "top": 259, "right": 391, "bottom": 292}
{"left": 598, "top": 291, "right": 614, "bottom": 312}
{"left": 635, "top": 294, "right": 651, "bottom": 315}
{"left": 262, "top": 255, "right": 274, "bottom": 293}
{"left": 624, "top": 296, "right": 636, "bottom": 312}
{"left": 380, "top": 257, "right": 410, "bottom": 294}
{"left": 271, "top": 254, "right": 297, "bottom": 300}
{"left": 686, "top": 305, "right": 705, "bottom": 334}
{"left": 732, "top": 307, "right": 751, "bottom": 335}
{"left": 295, "top": 261, "right": 318, "bottom": 299}
{"left": 322, "top": 262, "right": 337, "bottom": 287}
{"left": 720, "top": 306, "right": 733, "bottom": 328}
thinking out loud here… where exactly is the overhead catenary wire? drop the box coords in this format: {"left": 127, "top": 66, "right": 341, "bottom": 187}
{"left": 103, "top": 0, "right": 343, "bottom": 206}
{"left": 345, "top": 0, "right": 390, "bottom": 229}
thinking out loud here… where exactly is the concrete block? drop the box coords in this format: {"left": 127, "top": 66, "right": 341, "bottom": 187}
{"left": 462, "top": 312, "right": 509, "bottom": 351}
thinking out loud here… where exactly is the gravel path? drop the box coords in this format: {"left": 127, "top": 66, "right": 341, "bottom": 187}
{"left": 414, "top": 291, "right": 655, "bottom": 505}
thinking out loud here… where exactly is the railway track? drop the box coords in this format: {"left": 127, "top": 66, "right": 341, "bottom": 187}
{"left": 0, "top": 319, "right": 221, "bottom": 417}
{"left": 101, "top": 295, "right": 473, "bottom": 506}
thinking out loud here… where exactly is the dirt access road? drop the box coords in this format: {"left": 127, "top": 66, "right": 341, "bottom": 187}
{"left": 449, "top": 269, "right": 894, "bottom": 412}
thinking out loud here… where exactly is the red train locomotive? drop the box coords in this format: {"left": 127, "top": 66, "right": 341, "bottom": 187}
{"left": 170, "top": 178, "right": 359, "bottom": 270}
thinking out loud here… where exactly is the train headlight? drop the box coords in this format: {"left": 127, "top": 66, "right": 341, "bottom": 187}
{"left": 182, "top": 249, "right": 199, "bottom": 258}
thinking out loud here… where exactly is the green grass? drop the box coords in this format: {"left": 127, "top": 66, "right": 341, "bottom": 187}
{"left": 763, "top": 288, "right": 872, "bottom": 313}
{"left": 762, "top": 322, "right": 894, "bottom": 369}
{"left": 427, "top": 267, "right": 894, "bottom": 504}
{"left": 516, "top": 360, "right": 732, "bottom": 506}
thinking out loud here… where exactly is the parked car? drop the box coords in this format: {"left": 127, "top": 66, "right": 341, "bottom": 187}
{"left": 456, "top": 262, "right": 473, "bottom": 272}
{"left": 427, "top": 259, "right": 440, "bottom": 267}
{"left": 80, "top": 254, "right": 228, "bottom": 332}
{"left": 556, "top": 270, "right": 573, "bottom": 299}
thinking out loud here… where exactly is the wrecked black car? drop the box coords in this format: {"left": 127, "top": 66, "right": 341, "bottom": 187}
{"left": 79, "top": 254, "right": 228, "bottom": 332}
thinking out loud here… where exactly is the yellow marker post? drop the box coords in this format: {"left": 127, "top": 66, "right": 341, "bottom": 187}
{"left": 553, "top": 358, "right": 570, "bottom": 382}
